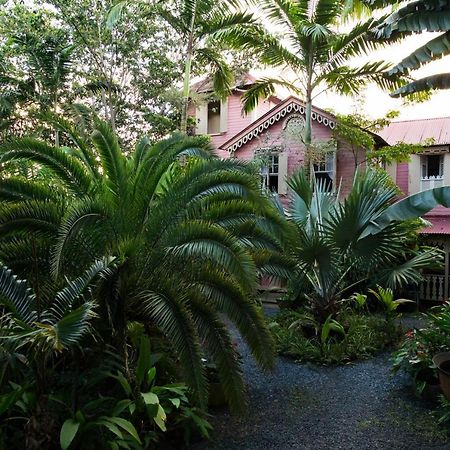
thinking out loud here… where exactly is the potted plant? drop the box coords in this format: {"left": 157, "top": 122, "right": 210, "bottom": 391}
{"left": 433, "top": 352, "right": 450, "bottom": 401}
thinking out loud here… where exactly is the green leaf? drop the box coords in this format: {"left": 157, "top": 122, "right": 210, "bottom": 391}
{"left": 136, "top": 334, "right": 151, "bottom": 387}
{"left": 153, "top": 404, "right": 167, "bottom": 432}
{"left": 60, "top": 419, "right": 80, "bottom": 450}
{"left": 95, "top": 419, "right": 123, "bottom": 439}
{"left": 141, "top": 391, "right": 159, "bottom": 405}
{"left": 105, "top": 417, "right": 141, "bottom": 444}
{"left": 169, "top": 398, "right": 181, "bottom": 408}
{"left": 146, "top": 367, "right": 156, "bottom": 385}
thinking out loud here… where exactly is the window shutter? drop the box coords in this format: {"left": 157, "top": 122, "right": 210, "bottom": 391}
{"left": 220, "top": 98, "right": 228, "bottom": 133}
{"left": 195, "top": 103, "right": 207, "bottom": 135}
{"left": 278, "top": 153, "right": 288, "bottom": 194}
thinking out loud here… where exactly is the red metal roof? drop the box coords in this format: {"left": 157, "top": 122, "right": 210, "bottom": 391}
{"left": 421, "top": 217, "right": 450, "bottom": 234}
{"left": 379, "top": 117, "right": 450, "bottom": 146}
{"left": 191, "top": 73, "right": 258, "bottom": 93}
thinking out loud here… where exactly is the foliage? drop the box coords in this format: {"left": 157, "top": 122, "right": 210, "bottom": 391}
{"left": 107, "top": 0, "right": 259, "bottom": 133}
{"left": 368, "top": 285, "right": 414, "bottom": 320}
{"left": 0, "top": 118, "right": 287, "bottom": 419}
{"left": 392, "top": 302, "right": 450, "bottom": 396}
{"left": 0, "top": 4, "right": 73, "bottom": 141}
{"left": 0, "top": 329, "right": 211, "bottom": 449}
{"left": 374, "top": 0, "right": 450, "bottom": 97}
{"left": 284, "top": 168, "right": 445, "bottom": 320}
{"left": 221, "top": 0, "right": 405, "bottom": 150}
{"left": 269, "top": 308, "right": 402, "bottom": 364}
{"left": 332, "top": 111, "right": 421, "bottom": 169}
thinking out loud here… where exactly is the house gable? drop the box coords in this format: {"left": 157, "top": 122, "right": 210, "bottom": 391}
{"left": 219, "top": 96, "right": 337, "bottom": 154}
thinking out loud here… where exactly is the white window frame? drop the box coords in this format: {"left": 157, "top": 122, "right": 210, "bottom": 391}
{"left": 312, "top": 152, "right": 336, "bottom": 191}
{"left": 421, "top": 154, "right": 444, "bottom": 191}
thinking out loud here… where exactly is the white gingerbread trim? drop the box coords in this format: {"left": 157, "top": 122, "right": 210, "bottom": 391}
{"left": 226, "top": 101, "right": 336, "bottom": 153}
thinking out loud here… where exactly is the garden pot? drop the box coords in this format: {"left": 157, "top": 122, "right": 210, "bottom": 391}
{"left": 415, "top": 368, "right": 441, "bottom": 402}
{"left": 433, "top": 352, "right": 450, "bottom": 401}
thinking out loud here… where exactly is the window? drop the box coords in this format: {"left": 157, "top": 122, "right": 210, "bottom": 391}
{"left": 207, "top": 101, "right": 221, "bottom": 134}
{"left": 421, "top": 154, "right": 443, "bottom": 179}
{"left": 261, "top": 154, "right": 279, "bottom": 192}
{"left": 313, "top": 152, "right": 335, "bottom": 191}
{"left": 420, "top": 154, "right": 444, "bottom": 191}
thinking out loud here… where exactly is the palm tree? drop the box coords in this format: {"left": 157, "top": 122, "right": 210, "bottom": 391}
{"left": 220, "top": 0, "right": 399, "bottom": 160}
{"left": 285, "top": 169, "right": 450, "bottom": 320}
{"left": 0, "top": 31, "right": 74, "bottom": 143}
{"left": 0, "top": 118, "right": 288, "bottom": 411}
{"left": 107, "top": 0, "right": 257, "bottom": 133}
{"left": 374, "top": 0, "right": 450, "bottom": 97}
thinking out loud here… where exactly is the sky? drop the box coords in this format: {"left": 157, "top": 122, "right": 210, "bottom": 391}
{"left": 318, "top": 32, "right": 450, "bottom": 121}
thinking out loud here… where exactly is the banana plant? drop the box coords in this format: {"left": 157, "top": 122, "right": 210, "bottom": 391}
{"left": 374, "top": 0, "right": 450, "bottom": 98}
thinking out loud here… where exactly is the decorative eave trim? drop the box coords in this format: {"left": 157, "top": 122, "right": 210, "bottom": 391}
{"left": 220, "top": 97, "right": 337, "bottom": 154}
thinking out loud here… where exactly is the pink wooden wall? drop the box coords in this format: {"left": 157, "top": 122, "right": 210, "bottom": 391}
{"left": 396, "top": 163, "right": 409, "bottom": 196}
{"left": 227, "top": 111, "right": 363, "bottom": 198}
{"left": 189, "top": 92, "right": 277, "bottom": 158}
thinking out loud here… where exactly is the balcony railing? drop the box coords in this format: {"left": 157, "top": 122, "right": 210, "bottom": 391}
{"left": 419, "top": 274, "right": 447, "bottom": 302}
{"left": 421, "top": 175, "right": 444, "bottom": 191}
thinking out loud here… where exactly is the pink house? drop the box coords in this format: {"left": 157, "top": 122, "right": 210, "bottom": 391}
{"left": 189, "top": 76, "right": 450, "bottom": 303}
{"left": 379, "top": 118, "right": 450, "bottom": 303}
{"left": 189, "top": 75, "right": 365, "bottom": 199}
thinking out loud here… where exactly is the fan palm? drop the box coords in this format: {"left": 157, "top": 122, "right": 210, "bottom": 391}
{"left": 374, "top": 0, "right": 450, "bottom": 97}
{"left": 107, "top": 0, "right": 258, "bottom": 133}
{"left": 0, "top": 118, "right": 288, "bottom": 411}
{"left": 219, "top": 0, "right": 399, "bottom": 153}
{"left": 286, "top": 169, "right": 450, "bottom": 320}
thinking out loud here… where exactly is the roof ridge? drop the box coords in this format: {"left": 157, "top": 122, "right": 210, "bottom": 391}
{"left": 391, "top": 116, "right": 450, "bottom": 123}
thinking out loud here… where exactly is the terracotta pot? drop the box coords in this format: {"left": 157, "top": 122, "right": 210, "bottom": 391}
{"left": 433, "top": 352, "right": 450, "bottom": 401}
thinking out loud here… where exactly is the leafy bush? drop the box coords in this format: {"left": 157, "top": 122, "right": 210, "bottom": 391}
{"left": 269, "top": 309, "right": 402, "bottom": 364}
{"left": 392, "top": 302, "right": 450, "bottom": 395}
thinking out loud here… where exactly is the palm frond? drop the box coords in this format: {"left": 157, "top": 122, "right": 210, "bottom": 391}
{"left": 0, "top": 138, "right": 92, "bottom": 194}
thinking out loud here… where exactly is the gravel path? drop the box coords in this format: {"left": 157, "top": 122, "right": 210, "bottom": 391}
{"left": 192, "top": 312, "right": 449, "bottom": 450}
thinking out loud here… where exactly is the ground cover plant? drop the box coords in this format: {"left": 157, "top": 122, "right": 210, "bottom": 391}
{"left": 269, "top": 288, "right": 404, "bottom": 364}
{"left": 0, "top": 115, "right": 289, "bottom": 449}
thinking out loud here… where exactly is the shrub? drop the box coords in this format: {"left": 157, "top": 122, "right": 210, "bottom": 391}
{"left": 269, "top": 309, "right": 402, "bottom": 364}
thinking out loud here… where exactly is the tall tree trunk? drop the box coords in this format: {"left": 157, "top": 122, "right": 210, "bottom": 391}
{"left": 180, "top": 1, "right": 197, "bottom": 134}
{"left": 108, "top": 84, "right": 117, "bottom": 133}
{"left": 54, "top": 92, "right": 60, "bottom": 147}
{"left": 304, "top": 83, "right": 313, "bottom": 180}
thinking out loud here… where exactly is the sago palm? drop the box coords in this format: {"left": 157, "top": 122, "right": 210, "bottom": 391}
{"left": 285, "top": 169, "right": 450, "bottom": 320}
{"left": 0, "top": 117, "right": 288, "bottom": 411}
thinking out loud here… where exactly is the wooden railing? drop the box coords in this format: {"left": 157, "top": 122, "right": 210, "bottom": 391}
{"left": 419, "top": 274, "right": 446, "bottom": 302}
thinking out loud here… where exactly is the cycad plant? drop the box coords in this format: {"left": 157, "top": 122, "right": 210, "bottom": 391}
{"left": 286, "top": 169, "right": 449, "bottom": 320}
{"left": 0, "top": 117, "right": 288, "bottom": 411}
